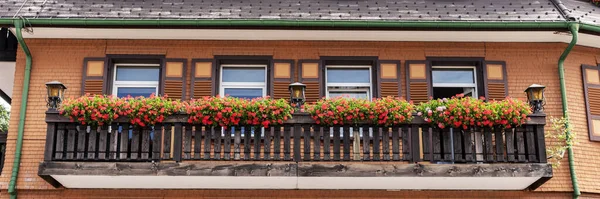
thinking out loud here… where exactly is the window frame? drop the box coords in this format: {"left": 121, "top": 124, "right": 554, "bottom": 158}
{"left": 325, "top": 65, "right": 373, "bottom": 100}
{"left": 218, "top": 64, "right": 268, "bottom": 98}
{"left": 111, "top": 63, "right": 161, "bottom": 97}
{"left": 431, "top": 65, "right": 478, "bottom": 98}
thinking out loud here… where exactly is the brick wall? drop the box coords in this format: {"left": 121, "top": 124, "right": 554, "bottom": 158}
{"left": 1, "top": 39, "right": 599, "bottom": 198}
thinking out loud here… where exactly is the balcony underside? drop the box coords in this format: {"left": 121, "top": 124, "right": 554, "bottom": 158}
{"left": 39, "top": 161, "right": 551, "bottom": 190}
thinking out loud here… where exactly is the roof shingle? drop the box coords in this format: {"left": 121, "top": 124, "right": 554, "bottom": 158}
{"left": 0, "top": 0, "right": 566, "bottom": 22}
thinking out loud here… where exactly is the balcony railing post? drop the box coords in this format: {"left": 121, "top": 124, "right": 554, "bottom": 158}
{"left": 410, "top": 124, "right": 421, "bottom": 162}
{"left": 43, "top": 121, "right": 56, "bottom": 161}
{"left": 173, "top": 123, "right": 183, "bottom": 162}
{"left": 293, "top": 123, "right": 301, "bottom": 162}
{"left": 535, "top": 124, "right": 547, "bottom": 163}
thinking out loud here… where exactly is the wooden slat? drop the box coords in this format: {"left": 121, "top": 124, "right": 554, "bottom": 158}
{"left": 432, "top": 129, "right": 442, "bottom": 161}
{"left": 409, "top": 82, "right": 428, "bottom": 103}
{"left": 382, "top": 127, "right": 390, "bottom": 161}
{"left": 284, "top": 126, "right": 291, "bottom": 161}
{"left": 131, "top": 128, "right": 140, "bottom": 159}
{"left": 588, "top": 88, "right": 600, "bottom": 115}
{"left": 162, "top": 124, "right": 171, "bottom": 160}
{"left": 203, "top": 127, "right": 211, "bottom": 160}
{"left": 421, "top": 127, "right": 430, "bottom": 161}
{"left": 505, "top": 128, "right": 515, "bottom": 162}
{"left": 193, "top": 125, "right": 202, "bottom": 159}
{"left": 141, "top": 128, "right": 151, "bottom": 160}
{"left": 453, "top": 129, "right": 463, "bottom": 162}
{"left": 244, "top": 127, "right": 251, "bottom": 160}
{"left": 392, "top": 127, "right": 400, "bottom": 161}
{"left": 66, "top": 124, "right": 76, "bottom": 160}
{"left": 152, "top": 124, "right": 163, "bottom": 160}
{"left": 234, "top": 127, "right": 241, "bottom": 160}
{"left": 380, "top": 82, "right": 399, "bottom": 97}
{"left": 373, "top": 127, "right": 380, "bottom": 161}
{"left": 484, "top": 129, "right": 494, "bottom": 162}
{"left": 164, "top": 80, "right": 183, "bottom": 100}
{"left": 464, "top": 128, "right": 474, "bottom": 162}
{"left": 83, "top": 80, "right": 103, "bottom": 95}
{"left": 97, "top": 126, "right": 108, "bottom": 160}
{"left": 253, "top": 127, "right": 260, "bottom": 160}
{"left": 343, "top": 126, "right": 350, "bottom": 161}
{"left": 214, "top": 127, "right": 221, "bottom": 160}
{"left": 443, "top": 129, "right": 452, "bottom": 161}
{"left": 525, "top": 125, "right": 537, "bottom": 162}
{"left": 120, "top": 125, "right": 129, "bottom": 160}
{"left": 87, "top": 127, "right": 97, "bottom": 160}
{"left": 304, "top": 125, "right": 311, "bottom": 161}
{"left": 54, "top": 124, "right": 65, "bottom": 160}
{"left": 224, "top": 127, "right": 232, "bottom": 160}
{"left": 314, "top": 127, "right": 321, "bottom": 160}
{"left": 304, "top": 82, "right": 320, "bottom": 103}
{"left": 495, "top": 128, "right": 505, "bottom": 162}
{"left": 362, "top": 126, "right": 370, "bottom": 161}
{"left": 264, "top": 127, "right": 272, "bottom": 160}
{"left": 76, "top": 125, "right": 86, "bottom": 160}
{"left": 193, "top": 80, "right": 212, "bottom": 98}
{"left": 516, "top": 127, "right": 527, "bottom": 162}
{"left": 273, "top": 82, "right": 291, "bottom": 100}
{"left": 274, "top": 127, "right": 281, "bottom": 160}
{"left": 333, "top": 126, "right": 341, "bottom": 161}
{"left": 487, "top": 83, "right": 506, "bottom": 101}
{"left": 183, "top": 125, "right": 192, "bottom": 159}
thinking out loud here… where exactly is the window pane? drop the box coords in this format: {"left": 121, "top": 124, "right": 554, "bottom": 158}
{"left": 116, "top": 87, "right": 156, "bottom": 98}
{"left": 116, "top": 66, "right": 160, "bottom": 81}
{"left": 327, "top": 68, "right": 370, "bottom": 83}
{"left": 432, "top": 68, "right": 475, "bottom": 84}
{"left": 329, "top": 91, "right": 369, "bottom": 99}
{"left": 222, "top": 67, "right": 266, "bottom": 83}
{"left": 224, "top": 88, "right": 263, "bottom": 99}
{"left": 432, "top": 87, "right": 475, "bottom": 99}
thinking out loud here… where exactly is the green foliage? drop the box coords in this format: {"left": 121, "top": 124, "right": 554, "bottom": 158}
{"left": 0, "top": 105, "right": 9, "bottom": 132}
{"left": 545, "top": 117, "right": 575, "bottom": 168}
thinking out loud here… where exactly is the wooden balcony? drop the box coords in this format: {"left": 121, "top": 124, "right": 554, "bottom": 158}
{"left": 39, "top": 111, "right": 552, "bottom": 190}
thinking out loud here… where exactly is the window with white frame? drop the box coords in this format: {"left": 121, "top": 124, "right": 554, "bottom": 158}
{"left": 219, "top": 65, "right": 267, "bottom": 99}
{"left": 112, "top": 64, "right": 160, "bottom": 98}
{"left": 325, "top": 65, "right": 372, "bottom": 100}
{"left": 431, "top": 66, "right": 478, "bottom": 99}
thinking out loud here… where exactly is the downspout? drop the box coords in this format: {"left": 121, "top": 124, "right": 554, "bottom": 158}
{"left": 8, "top": 20, "right": 32, "bottom": 199}
{"left": 558, "top": 22, "right": 580, "bottom": 199}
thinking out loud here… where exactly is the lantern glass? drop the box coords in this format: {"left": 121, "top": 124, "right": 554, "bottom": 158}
{"left": 45, "top": 81, "right": 67, "bottom": 109}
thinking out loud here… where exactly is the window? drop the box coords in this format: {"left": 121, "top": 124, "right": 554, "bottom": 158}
{"left": 325, "top": 66, "right": 372, "bottom": 100}
{"left": 432, "top": 66, "right": 478, "bottom": 99}
{"left": 112, "top": 64, "right": 160, "bottom": 98}
{"left": 219, "top": 65, "right": 267, "bottom": 99}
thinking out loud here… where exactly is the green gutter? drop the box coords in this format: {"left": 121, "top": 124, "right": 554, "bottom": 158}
{"left": 558, "top": 23, "right": 580, "bottom": 199}
{"left": 581, "top": 23, "right": 600, "bottom": 33}
{"left": 8, "top": 20, "right": 33, "bottom": 199}
{"left": 0, "top": 18, "right": 571, "bottom": 29}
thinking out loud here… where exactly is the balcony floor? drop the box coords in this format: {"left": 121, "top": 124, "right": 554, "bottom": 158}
{"left": 39, "top": 161, "right": 552, "bottom": 190}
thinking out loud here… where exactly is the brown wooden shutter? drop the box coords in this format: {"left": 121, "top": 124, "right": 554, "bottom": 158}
{"left": 377, "top": 60, "right": 402, "bottom": 98}
{"left": 190, "top": 59, "right": 215, "bottom": 98}
{"left": 162, "top": 59, "right": 187, "bottom": 100}
{"left": 81, "top": 57, "right": 108, "bottom": 95}
{"left": 271, "top": 60, "right": 294, "bottom": 99}
{"left": 483, "top": 61, "right": 508, "bottom": 100}
{"left": 405, "top": 60, "right": 430, "bottom": 103}
{"left": 298, "top": 60, "right": 322, "bottom": 103}
{"left": 582, "top": 64, "right": 600, "bottom": 141}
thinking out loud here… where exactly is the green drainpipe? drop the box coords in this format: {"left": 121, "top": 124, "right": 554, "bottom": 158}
{"left": 558, "top": 23, "right": 580, "bottom": 199}
{"left": 8, "top": 20, "right": 33, "bottom": 199}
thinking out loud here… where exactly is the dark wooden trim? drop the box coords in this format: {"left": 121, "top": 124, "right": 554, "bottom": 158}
{"left": 214, "top": 55, "right": 274, "bottom": 97}
{"left": 297, "top": 59, "right": 321, "bottom": 82}
{"left": 297, "top": 162, "right": 552, "bottom": 177}
{"left": 404, "top": 60, "right": 429, "bottom": 101}
{"left": 0, "top": 89, "right": 10, "bottom": 105}
{"left": 272, "top": 59, "right": 295, "bottom": 82}
{"left": 190, "top": 58, "right": 215, "bottom": 98}
{"left": 163, "top": 58, "right": 188, "bottom": 100}
{"left": 81, "top": 57, "right": 108, "bottom": 96}
{"left": 482, "top": 60, "right": 508, "bottom": 99}
{"left": 377, "top": 60, "right": 402, "bottom": 98}
{"left": 320, "top": 56, "right": 379, "bottom": 98}
{"left": 39, "top": 161, "right": 551, "bottom": 178}
{"left": 528, "top": 176, "right": 552, "bottom": 191}
{"left": 582, "top": 64, "right": 600, "bottom": 141}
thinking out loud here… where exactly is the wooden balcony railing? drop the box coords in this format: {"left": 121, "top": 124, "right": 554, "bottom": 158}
{"left": 43, "top": 111, "right": 547, "bottom": 164}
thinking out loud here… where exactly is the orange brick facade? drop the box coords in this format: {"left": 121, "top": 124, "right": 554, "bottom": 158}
{"left": 1, "top": 39, "right": 600, "bottom": 198}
